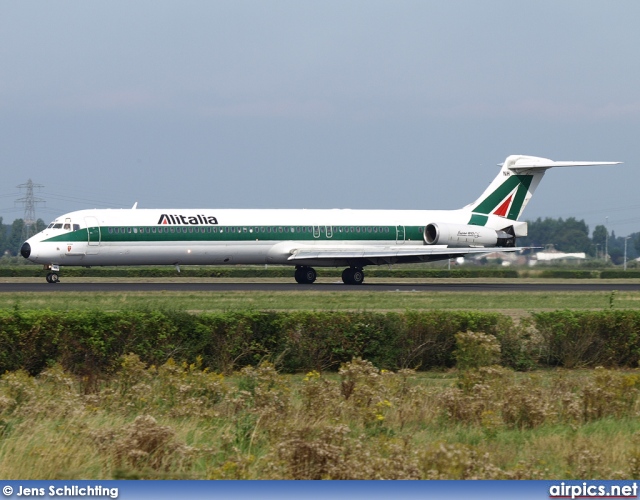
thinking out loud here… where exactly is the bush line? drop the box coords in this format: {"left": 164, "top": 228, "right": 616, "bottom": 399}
{"left": 0, "top": 266, "right": 519, "bottom": 278}
{"left": 2, "top": 309, "right": 640, "bottom": 376}
{"left": 4, "top": 266, "right": 640, "bottom": 278}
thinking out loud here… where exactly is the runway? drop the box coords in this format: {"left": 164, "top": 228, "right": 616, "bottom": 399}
{"left": 2, "top": 280, "right": 640, "bottom": 293}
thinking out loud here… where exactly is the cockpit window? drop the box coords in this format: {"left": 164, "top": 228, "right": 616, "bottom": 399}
{"left": 63, "top": 224, "right": 70, "bottom": 230}
{"left": 48, "top": 223, "right": 54, "bottom": 228}
{"left": 73, "top": 224, "right": 80, "bottom": 231}
{"left": 53, "top": 224, "right": 63, "bottom": 229}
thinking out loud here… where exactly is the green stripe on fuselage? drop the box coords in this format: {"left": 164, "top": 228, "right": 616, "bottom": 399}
{"left": 42, "top": 225, "right": 428, "bottom": 243}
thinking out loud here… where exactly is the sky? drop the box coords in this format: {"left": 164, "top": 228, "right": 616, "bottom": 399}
{"left": 1, "top": 1, "right": 639, "bottom": 238}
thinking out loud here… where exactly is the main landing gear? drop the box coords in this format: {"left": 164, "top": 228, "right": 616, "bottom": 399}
{"left": 294, "top": 266, "right": 365, "bottom": 285}
{"left": 294, "top": 266, "right": 317, "bottom": 284}
{"left": 341, "top": 267, "right": 365, "bottom": 285}
{"left": 46, "top": 272, "right": 60, "bottom": 284}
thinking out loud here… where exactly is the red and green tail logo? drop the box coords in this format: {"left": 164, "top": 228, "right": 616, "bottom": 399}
{"left": 471, "top": 174, "right": 533, "bottom": 220}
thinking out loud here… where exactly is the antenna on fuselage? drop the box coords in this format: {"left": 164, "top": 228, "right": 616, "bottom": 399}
{"left": 132, "top": 202, "right": 138, "bottom": 209}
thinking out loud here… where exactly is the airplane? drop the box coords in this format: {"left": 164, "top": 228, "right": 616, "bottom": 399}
{"left": 20, "top": 154, "right": 619, "bottom": 284}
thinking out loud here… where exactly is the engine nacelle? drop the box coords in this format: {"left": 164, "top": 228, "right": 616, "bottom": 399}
{"left": 424, "top": 223, "right": 515, "bottom": 247}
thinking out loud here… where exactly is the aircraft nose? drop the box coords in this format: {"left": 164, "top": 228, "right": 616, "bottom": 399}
{"left": 20, "top": 242, "right": 31, "bottom": 259}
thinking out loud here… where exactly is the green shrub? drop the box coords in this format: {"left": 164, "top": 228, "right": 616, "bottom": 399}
{"left": 538, "top": 270, "right": 598, "bottom": 279}
{"left": 600, "top": 271, "right": 640, "bottom": 279}
{"left": 453, "top": 331, "right": 501, "bottom": 370}
{"left": 533, "top": 310, "right": 640, "bottom": 368}
{"left": 2, "top": 309, "right": 640, "bottom": 375}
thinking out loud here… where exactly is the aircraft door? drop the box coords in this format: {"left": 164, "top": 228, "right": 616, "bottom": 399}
{"left": 396, "top": 225, "right": 405, "bottom": 244}
{"left": 85, "top": 217, "right": 101, "bottom": 254}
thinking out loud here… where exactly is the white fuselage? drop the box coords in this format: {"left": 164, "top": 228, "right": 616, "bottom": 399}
{"left": 23, "top": 207, "right": 486, "bottom": 268}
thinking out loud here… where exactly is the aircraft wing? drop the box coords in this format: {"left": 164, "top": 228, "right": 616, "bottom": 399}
{"left": 287, "top": 244, "right": 523, "bottom": 263}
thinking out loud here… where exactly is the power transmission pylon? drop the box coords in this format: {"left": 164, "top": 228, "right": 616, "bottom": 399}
{"left": 16, "top": 179, "right": 45, "bottom": 240}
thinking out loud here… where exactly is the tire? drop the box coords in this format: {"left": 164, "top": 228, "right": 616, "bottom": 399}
{"left": 342, "top": 268, "right": 353, "bottom": 285}
{"left": 342, "top": 267, "right": 364, "bottom": 285}
{"left": 295, "top": 266, "right": 316, "bottom": 284}
{"left": 351, "top": 269, "right": 364, "bottom": 284}
{"left": 302, "top": 267, "right": 316, "bottom": 284}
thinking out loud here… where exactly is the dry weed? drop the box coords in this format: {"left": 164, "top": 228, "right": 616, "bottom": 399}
{"left": 90, "top": 415, "right": 195, "bottom": 474}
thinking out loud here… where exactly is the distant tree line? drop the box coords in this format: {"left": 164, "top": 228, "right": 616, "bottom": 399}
{"left": 518, "top": 217, "right": 640, "bottom": 264}
{"left": 0, "top": 218, "right": 46, "bottom": 257}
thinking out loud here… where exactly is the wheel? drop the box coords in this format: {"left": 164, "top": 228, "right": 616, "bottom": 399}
{"left": 342, "top": 268, "right": 353, "bottom": 285}
{"left": 46, "top": 273, "right": 52, "bottom": 283}
{"left": 341, "top": 267, "right": 364, "bottom": 285}
{"left": 351, "top": 268, "right": 364, "bottom": 285}
{"left": 46, "top": 272, "right": 59, "bottom": 283}
{"left": 303, "top": 267, "right": 317, "bottom": 284}
{"left": 294, "top": 266, "right": 316, "bottom": 284}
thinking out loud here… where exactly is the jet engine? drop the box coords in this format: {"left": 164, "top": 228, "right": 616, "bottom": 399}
{"left": 424, "top": 223, "right": 515, "bottom": 247}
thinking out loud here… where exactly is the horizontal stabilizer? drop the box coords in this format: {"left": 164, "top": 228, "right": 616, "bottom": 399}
{"left": 506, "top": 159, "right": 621, "bottom": 172}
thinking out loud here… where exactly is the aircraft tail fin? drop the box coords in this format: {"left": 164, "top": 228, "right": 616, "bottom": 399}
{"left": 464, "top": 155, "right": 620, "bottom": 222}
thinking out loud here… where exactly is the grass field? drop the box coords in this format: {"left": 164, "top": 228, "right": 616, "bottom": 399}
{"left": 2, "top": 278, "right": 640, "bottom": 479}
{"left": 2, "top": 279, "right": 640, "bottom": 314}
{"left": 1, "top": 358, "right": 639, "bottom": 479}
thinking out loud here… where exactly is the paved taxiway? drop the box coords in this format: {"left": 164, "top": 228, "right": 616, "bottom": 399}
{"left": 2, "top": 281, "right": 640, "bottom": 293}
